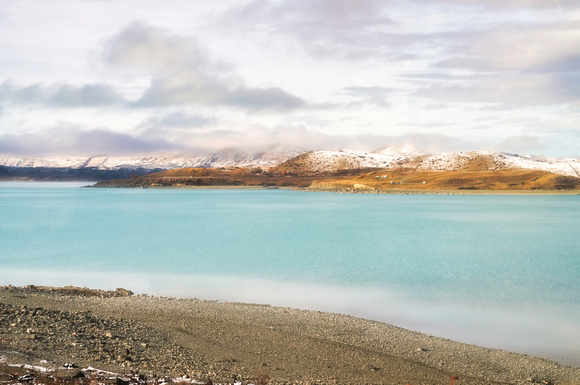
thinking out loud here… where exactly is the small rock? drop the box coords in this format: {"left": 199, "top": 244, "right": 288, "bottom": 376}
{"left": 17, "top": 374, "right": 34, "bottom": 382}
{"left": 53, "top": 369, "right": 84, "bottom": 379}
{"left": 115, "top": 288, "right": 134, "bottom": 297}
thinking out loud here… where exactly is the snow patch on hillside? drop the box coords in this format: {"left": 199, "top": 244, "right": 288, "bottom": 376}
{"left": 2, "top": 148, "right": 580, "bottom": 178}
{"left": 0, "top": 150, "right": 301, "bottom": 171}
{"left": 298, "top": 150, "right": 580, "bottom": 177}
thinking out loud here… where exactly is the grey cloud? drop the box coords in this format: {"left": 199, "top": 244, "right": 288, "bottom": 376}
{"left": 343, "top": 86, "right": 394, "bottom": 98}
{"left": 138, "top": 111, "right": 214, "bottom": 130}
{"left": 410, "top": 0, "right": 579, "bottom": 9}
{"left": 134, "top": 77, "right": 305, "bottom": 111}
{"left": 157, "top": 124, "right": 487, "bottom": 155}
{"left": 431, "top": 20, "right": 580, "bottom": 75}
{"left": 73, "top": 129, "right": 181, "bottom": 154}
{"left": 225, "top": 87, "right": 305, "bottom": 110}
{"left": 103, "top": 22, "right": 305, "bottom": 111}
{"left": 49, "top": 84, "right": 126, "bottom": 107}
{"left": 0, "top": 122, "right": 569, "bottom": 158}
{"left": 224, "top": 0, "right": 409, "bottom": 60}
{"left": 410, "top": 18, "right": 580, "bottom": 107}
{"left": 102, "top": 21, "right": 227, "bottom": 75}
{"left": 0, "top": 125, "right": 183, "bottom": 156}
{"left": 0, "top": 81, "right": 126, "bottom": 108}
{"left": 233, "top": 0, "right": 389, "bottom": 30}
{"left": 414, "top": 72, "right": 580, "bottom": 106}
{"left": 497, "top": 135, "right": 550, "bottom": 154}
{"left": 538, "top": 55, "right": 580, "bottom": 74}
{"left": 225, "top": 0, "right": 580, "bottom": 82}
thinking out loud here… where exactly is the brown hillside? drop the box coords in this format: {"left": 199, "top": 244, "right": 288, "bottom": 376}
{"left": 308, "top": 169, "right": 580, "bottom": 191}
{"left": 93, "top": 166, "right": 580, "bottom": 192}
{"left": 93, "top": 167, "right": 353, "bottom": 188}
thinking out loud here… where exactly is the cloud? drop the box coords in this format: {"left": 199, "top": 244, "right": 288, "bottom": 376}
{"left": 102, "top": 21, "right": 305, "bottom": 110}
{"left": 231, "top": 0, "right": 389, "bottom": 31}
{"left": 343, "top": 86, "right": 395, "bottom": 97}
{"left": 102, "top": 21, "right": 227, "bottom": 75}
{"left": 0, "top": 124, "right": 183, "bottom": 155}
{"left": 137, "top": 111, "right": 214, "bottom": 131}
{"left": 433, "top": 20, "right": 580, "bottom": 74}
{"left": 0, "top": 81, "right": 126, "bottom": 108}
{"left": 223, "top": 0, "right": 406, "bottom": 60}
{"left": 0, "top": 118, "right": 569, "bottom": 158}
{"left": 496, "top": 134, "right": 550, "bottom": 154}
{"left": 405, "top": 18, "right": 580, "bottom": 107}
{"left": 414, "top": 72, "right": 580, "bottom": 106}
{"left": 410, "top": 0, "right": 579, "bottom": 9}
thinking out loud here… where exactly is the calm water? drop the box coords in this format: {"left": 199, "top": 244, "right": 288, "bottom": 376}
{"left": 1, "top": 182, "right": 579, "bottom": 366}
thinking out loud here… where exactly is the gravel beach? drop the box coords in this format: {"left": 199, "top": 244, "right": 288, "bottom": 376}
{"left": 1, "top": 285, "right": 578, "bottom": 385}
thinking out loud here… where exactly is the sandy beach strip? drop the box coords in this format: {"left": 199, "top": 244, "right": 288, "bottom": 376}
{"left": 1, "top": 285, "right": 578, "bottom": 385}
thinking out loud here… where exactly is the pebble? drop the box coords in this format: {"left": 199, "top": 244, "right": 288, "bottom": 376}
{"left": 1, "top": 285, "right": 579, "bottom": 385}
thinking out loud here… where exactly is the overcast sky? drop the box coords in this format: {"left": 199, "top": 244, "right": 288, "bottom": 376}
{"left": 1, "top": 0, "right": 579, "bottom": 157}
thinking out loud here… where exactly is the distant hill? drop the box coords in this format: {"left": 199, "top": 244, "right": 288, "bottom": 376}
{"left": 91, "top": 149, "right": 580, "bottom": 192}
{"left": 305, "top": 169, "right": 580, "bottom": 192}
{"left": 272, "top": 150, "right": 580, "bottom": 178}
{"left": 3, "top": 147, "right": 580, "bottom": 191}
{"left": 0, "top": 148, "right": 302, "bottom": 181}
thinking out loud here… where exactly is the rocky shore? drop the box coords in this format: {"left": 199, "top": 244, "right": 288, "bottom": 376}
{"left": 1, "top": 285, "right": 578, "bottom": 385}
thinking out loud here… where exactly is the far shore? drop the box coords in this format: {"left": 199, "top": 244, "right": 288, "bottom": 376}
{"left": 1, "top": 285, "right": 579, "bottom": 385}
{"left": 299, "top": 187, "right": 580, "bottom": 195}
{"left": 88, "top": 181, "right": 580, "bottom": 195}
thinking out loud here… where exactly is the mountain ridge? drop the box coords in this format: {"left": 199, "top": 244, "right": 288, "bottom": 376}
{"left": 2, "top": 147, "right": 580, "bottom": 180}
{"left": 273, "top": 149, "right": 580, "bottom": 178}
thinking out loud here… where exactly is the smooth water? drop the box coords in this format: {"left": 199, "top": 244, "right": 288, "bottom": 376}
{"left": 1, "top": 182, "right": 579, "bottom": 366}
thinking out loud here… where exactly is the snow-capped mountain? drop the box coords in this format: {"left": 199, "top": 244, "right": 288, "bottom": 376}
{"left": 2, "top": 147, "right": 580, "bottom": 178}
{"left": 276, "top": 150, "right": 580, "bottom": 177}
{"left": 0, "top": 149, "right": 303, "bottom": 171}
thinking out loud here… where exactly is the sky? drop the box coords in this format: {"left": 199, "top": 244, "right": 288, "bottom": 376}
{"left": 0, "top": 0, "right": 579, "bottom": 157}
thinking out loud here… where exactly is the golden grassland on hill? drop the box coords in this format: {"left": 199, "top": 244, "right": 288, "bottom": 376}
{"left": 92, "top": 166, "right": 580, "bottom": 192}
{"left": 309, "top": 169, "right": 580, "bottom": 191}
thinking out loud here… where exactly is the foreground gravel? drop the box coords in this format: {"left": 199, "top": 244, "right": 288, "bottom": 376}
{"left": 1, "top": 285, "right": 578, "bottom": 385}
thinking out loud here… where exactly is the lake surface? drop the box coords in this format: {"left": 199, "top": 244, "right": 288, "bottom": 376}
{"left": 1, "top": 182, "right": 579, "bottom": 367}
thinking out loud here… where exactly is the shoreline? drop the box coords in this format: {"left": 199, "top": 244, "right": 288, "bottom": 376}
{"left": 2, "top": 180, "right": 579, "bottom": 195}
{"left": 298, "top": 187, "right": 580, "bottom": 195}
{"left": 1, "top": 285, "right": 579, "bottom": 385}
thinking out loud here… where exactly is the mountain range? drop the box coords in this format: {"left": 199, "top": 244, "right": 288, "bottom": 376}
{"left": 1, "top": 146, "right": 580, "bottom": 181}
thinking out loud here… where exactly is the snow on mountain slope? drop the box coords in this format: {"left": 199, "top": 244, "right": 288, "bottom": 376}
{"left": 2, "top": 148, "right": 579, "bottom": 178}
{"left": 0, "top": 149, "right": 302, "bottom": 171}
{"left": 280, "top": 150, "right": 580, "bottom": 177}
{"left": 399, "top": 151, "right": 580, "bottom": 177}
{"left": 276, "top": 150, "right": 407, "bottom": 174}
{"left": 499, "top": 153, "right": 580, "bottom": 178}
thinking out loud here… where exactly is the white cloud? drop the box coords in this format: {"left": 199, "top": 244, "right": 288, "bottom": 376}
{"left": 0, "top": 81, "right": 126, "bottom": 107}
{"left": 102, "top": 22, "right": 306, "bottom": 110}
{"left": 0, "top": 124, "right": 183, "bottom": 155}
{"left": 414, "top": 72, "right": 580, "bottom": 106}
{"left": 0, "top": 1, "right": 579, "bottom": 158}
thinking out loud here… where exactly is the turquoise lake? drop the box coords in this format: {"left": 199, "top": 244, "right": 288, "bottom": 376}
{"left": 0, "top": 182, "right": 579, "bottom": 367}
